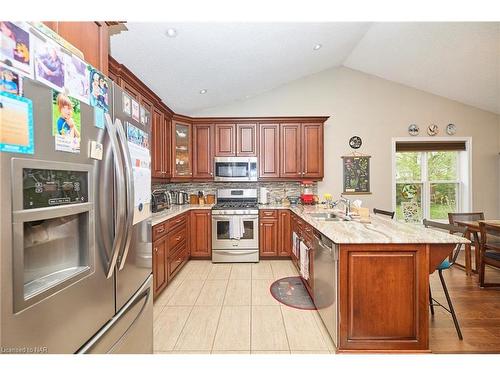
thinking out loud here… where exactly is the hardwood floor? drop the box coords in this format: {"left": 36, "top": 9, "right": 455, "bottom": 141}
{"left": 429, "top": 263, "right": 500, "bottom": 353}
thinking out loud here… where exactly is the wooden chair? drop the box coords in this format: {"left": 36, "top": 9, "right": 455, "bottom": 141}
{"left": 373, "top": 208, "right": 395, "bottom": 219}
{"left": 423, "top": 219, "right": 466, "bottom": 340}
{"left": 478, "top": 222, "right": 500, "bottom": 287}
{"left": 448, "top": 212, "right": 484, "bottom": 269}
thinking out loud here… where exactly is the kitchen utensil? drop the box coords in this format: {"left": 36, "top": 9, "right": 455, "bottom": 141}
{"left": 189, "top": 194, "right": 199, "bottom": 205}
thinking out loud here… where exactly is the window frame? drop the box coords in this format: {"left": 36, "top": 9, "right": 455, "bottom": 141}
{"left": 391, "top": 137, "right": 472, "bottom": 222}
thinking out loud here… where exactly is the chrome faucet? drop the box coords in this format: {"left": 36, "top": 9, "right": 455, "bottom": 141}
{"left": 335, "top": 196, "right": 352, "bottom": 220}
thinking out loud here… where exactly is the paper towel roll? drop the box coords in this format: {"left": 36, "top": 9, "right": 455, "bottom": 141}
{"left": 259, "top": 187, "right": 268, "bottom": 204}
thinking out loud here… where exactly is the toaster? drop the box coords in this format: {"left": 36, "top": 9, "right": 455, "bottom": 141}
{"left": 151, "top": 189, "right": 171, "bottom": 213}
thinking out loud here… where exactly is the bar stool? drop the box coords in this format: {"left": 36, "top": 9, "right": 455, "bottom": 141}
{"left": 373, "top": 208, "right": 395, "bottom": 219}
{"left": 423, "top": 219, "right": 466, "bottom": 340}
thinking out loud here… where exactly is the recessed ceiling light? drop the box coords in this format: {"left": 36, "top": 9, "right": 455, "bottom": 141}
{"left": 313, "top": 43, "right": 322, "bottom": 51}
{"left": 199, "top": 89, "right": 207, "bottom": 94}
{"left": 165, "top": 28, "right": 177, "bottom": 38}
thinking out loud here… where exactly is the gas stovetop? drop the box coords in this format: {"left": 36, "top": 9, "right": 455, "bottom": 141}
{"left": 212, "top": 188, "right": 259, "bottom": 215}
{"left": 213, "top": 202, "right": 258, "bottom": 210}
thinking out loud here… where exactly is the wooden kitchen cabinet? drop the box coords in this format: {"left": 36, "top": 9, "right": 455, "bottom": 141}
{"left": 190, "top": 210, "right": 212, "bottom": 258}
{"left": 172, "top": 120, "right": 193, "bottom": 180}
{"left": 152, "top": 213, "right": 190, "bottom": 299}
{"left": 236, "top": 123, "right": 258, "bottom": 156}
{"left": 153, "top": 237, "right": 167, "bottom": 297}
{"left": 280, "top": 123, "right": 302, "bottom": 178}
{"left": 278, "top": 210, "right": 292, "bottom": 256}
{"left": 193, "top": 124, "right": 215, "bottom": 179}
{"left": 151, "top": 108, "right": 165, "bottom": 178}
{"left": 258, "top": 123, "right": 280, "bottom": 179}
{"left": 259, "top": 219, "right": 279, "bottom": 257}
{"left": 301, "top": 123, "right": 324, "bottom": 179}
{"left": 215, "top": 123, "right": 236, "bottom": 156}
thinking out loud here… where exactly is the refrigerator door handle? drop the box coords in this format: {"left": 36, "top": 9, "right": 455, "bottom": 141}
{"left": 77, "top": 275, "right": 153, "bottom": 354}
{"left": 115, "top": 118, "right": 135, "bottom": 271}
{"left": 104, "top": 113, "right": 127, "bottom": 279}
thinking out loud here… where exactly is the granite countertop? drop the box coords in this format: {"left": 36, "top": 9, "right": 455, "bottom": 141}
{"left": 288, "top": 205, "right": 470, "bottom": 245}
{"left": 151, "top": 202, "right": 468, "bottom": 245}
{"left": 151, "top": 204, "right": 213, "bottom": 226}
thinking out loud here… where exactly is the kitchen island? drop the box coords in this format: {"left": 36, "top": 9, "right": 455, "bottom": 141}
{"left": 286, "top": 205, "right": 469, "bottom": 353}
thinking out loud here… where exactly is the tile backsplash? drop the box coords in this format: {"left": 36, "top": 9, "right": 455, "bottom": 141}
{"left": 152, "top": 181, "right": 317, "bottom": 202}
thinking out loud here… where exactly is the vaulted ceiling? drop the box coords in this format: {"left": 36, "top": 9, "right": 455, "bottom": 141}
{"left": 110, "top": 22, "right": 500, "bottom": 115}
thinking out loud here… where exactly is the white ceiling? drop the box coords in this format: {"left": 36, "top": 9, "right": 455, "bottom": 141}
{"left": 344, "top": 22, "right": 500, "bottom": 114}
{"left": 110, "top": 22, "right": 500, "bottom": 115}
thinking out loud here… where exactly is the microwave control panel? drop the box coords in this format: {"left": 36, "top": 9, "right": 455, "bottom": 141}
{"left": 22, "top": 168, "right": 89, "bottom": 209}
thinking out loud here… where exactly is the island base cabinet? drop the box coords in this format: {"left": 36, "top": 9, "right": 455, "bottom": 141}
{"left": 338, "top": 244, "right": 430, "bottom": 352}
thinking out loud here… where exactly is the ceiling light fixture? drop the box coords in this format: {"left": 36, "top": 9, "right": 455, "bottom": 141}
{"left": 313, "top": 43, "right": 322, "bottom": 51}
{"left": 199, "top": 89, "right": 207, "bottom": 94}
{"left": 165, "top": 28, "right": 177, "bottom": 38}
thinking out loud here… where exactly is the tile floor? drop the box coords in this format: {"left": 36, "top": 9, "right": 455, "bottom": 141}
{"left": 153, "top": 260, "right": 336, "bottom": 354}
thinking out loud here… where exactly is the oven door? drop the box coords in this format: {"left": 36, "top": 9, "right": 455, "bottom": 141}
{"left": 214, "top": 157, "right": 257, "bottom": 182}
{"left": 212, "top": 214, "right": 259, "bottom": 250}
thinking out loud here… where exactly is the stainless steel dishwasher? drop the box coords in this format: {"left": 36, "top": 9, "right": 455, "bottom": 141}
{"left": 313, "top": 230, "right": 338, "bottom": 347}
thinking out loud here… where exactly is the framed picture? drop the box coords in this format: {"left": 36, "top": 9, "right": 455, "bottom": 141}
{"left": 131, "top": 99, "right": 140, "bottom": 122}
{"left": 342, "top": 155, "right": 371, "bottom": 194}
{"left": 122, "top": 92, "right": 132, "bottom": 116}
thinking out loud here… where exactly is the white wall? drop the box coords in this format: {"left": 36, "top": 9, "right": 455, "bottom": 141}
{"left": 192, "top": 67, "right": 500, "bottom": 218}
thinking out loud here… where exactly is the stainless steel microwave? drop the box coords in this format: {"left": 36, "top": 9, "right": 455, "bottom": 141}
{"left": 214, "top": 157, "right": 258, "bottom": 182}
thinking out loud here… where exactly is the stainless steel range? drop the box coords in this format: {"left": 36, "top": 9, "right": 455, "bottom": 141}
{"left": 212, "top": 189, "right": 259, "bottom": 263}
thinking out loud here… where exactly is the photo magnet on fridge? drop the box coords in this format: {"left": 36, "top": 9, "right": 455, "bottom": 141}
{"left": 0, "top": 66, "right": 23, "bottom": 96}
{"left": 52, "top": 90, "right": 81, "bottom": 153}
{"left": 88, "top": 67, "right": 110, "bottom": 112}
{"left": 33, "top": 34, "right": 67, "bottom": 92}
{"left": 64, "top": 54, "right": 90, "bottom": 104}
{"left": 0, "top": 91, "right": 34, "bottom": 154}
{"left": 0, "top": 22, "right": 34, "bottom": 79}
{"left": 94, "top": 106, "right": 105, "bottom": 129}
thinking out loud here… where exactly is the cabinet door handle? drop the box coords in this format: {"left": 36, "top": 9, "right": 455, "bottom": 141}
{"left": 154, "top": 247, "right": 157, "bottom": 253}
{"left": 175, "top": 236, "right": 182, "bottom": 242}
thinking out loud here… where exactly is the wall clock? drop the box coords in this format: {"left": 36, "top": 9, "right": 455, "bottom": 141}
{"left": 446, "top": 123, "right": 457, "bottom": 135}
{"left": 349, "top": 136, "right": 362, "bottom": 149}
{"left": 408, "top": 124, "right": 419, "bottom": 136}
{"left": 427, "top": 124, "right": 439, "bottom": 136}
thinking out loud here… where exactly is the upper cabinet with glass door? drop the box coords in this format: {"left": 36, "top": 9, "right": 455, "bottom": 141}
{"left": 172, "top": 120, "right": 192, "bottom": 179}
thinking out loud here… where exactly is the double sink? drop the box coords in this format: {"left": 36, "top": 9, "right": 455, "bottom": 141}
{"left": 307, "top": 212, "right": 344, "bottom": 221}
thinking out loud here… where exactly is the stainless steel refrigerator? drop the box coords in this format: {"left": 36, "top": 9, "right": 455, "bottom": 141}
{"left": 0, "top": 78, "right": 153, "bottom": 353}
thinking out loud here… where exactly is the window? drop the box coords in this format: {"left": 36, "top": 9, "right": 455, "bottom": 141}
{"left": 395, "top": 149, "right": 468, "bottom": 222}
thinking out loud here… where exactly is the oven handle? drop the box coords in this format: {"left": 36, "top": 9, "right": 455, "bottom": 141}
{"left": 212, "top": 215, "right": 258, "bottom": 221}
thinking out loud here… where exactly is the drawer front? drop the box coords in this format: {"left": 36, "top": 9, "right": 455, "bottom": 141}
{"left": 168, "top": 241, "right": 187, "bottom": 281}
{"left": 167, "top": 225, "right": 187, "bottom": 252}
{"left": 152, "top": 223, "right": 167, "bottom": 241}
{"left": 166, "top": 213, "right": 187, "bottom": 232}
{"left": 259, "top": 209, "right": 278, "bottom": 219}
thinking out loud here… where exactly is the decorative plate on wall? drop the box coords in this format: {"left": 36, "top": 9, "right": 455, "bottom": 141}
{"left": 349, "top": 136, "right": 362, "bottom": 149}
{"left": 446, "top": 123, "right": 457, "bottom": 135}
{"left": 427, "top": 124, "right": 439, "bottom": 136}
{"left": 408, "top": 124, "right": 419, "bottom": 136}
